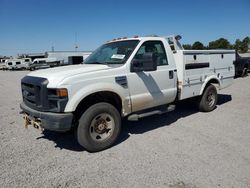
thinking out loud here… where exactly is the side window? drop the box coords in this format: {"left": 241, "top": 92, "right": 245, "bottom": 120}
{"left": 38, "top": 61, "right": 46, "bottom": 64}
{"left": 134, "top": 41, "right": 168, "bottom": 66}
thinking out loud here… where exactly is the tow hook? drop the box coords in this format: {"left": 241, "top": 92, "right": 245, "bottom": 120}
{"left": 24, "top": 113, "right": 30, "bottom": 128}
{"left": 23, "top": 113, "right": 43, "bottom": 131}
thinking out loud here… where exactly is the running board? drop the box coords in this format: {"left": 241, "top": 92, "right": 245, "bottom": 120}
{"left": 127, "top": 104, "right": 175, "bottom": 121}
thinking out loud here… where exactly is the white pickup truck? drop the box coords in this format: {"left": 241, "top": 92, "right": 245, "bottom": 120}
{"left": 20, "top": 35, "right": 235, "bottom": 152}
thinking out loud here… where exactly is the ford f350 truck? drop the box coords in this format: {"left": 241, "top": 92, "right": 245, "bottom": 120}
{"left": 20, "top": 35, "right": 235, "bottom": 152}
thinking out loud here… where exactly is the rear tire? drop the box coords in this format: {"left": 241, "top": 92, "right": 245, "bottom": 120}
{"left": 241, "top": 67, "right": 248, "bottom": 77}
{"left": 77, "top": 102, "right": 121, "bottom": 152}
{"left": 198, "top": 84, "right": 218, "bottom": 112}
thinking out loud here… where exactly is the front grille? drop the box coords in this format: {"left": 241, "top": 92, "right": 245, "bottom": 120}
{"left": 21, "top": 76, "right": 48, "bottom": 111}
{"left": 22, "top": 83, "right": 40, "bottom": 104}
{"left": 21, "top": 76, "right": 68, "bottom": 112}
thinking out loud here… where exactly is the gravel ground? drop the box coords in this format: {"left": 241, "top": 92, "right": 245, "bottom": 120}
{"left": 0, "top": 71, "right": 250, "bottom": 188}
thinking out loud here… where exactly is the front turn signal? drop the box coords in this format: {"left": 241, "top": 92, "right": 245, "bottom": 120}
{"left": 56, "top": 88, "right": 68, "bottom": 97}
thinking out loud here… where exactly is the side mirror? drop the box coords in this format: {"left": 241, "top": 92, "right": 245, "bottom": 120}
{"left": 131, "top": 52, "right": 157, "bottom": 72}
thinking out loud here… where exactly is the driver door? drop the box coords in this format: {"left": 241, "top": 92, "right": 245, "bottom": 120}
{"left": 127, "top": 40, "right": 177, "bottom": 112}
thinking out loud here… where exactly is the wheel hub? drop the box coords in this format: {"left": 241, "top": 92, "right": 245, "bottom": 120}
{"left": 89, "top": 113, "right": 115, "bottom": 141}
{"left": 94, "top": 119, "right": 107, "bottom": 134}
{"left": 207, "top": 92, "right": 215, "bottom": 106}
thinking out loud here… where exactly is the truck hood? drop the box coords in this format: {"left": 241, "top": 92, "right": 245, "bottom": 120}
{"left": 27, "top": 64, "right": 111, "bottom": 86}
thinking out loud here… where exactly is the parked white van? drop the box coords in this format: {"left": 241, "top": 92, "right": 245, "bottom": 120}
{"left": 16, "top": 58, "right": 32, "bottom": 70}
{"left": 5, "top": 60, "right": 16, "bottom": 70}
{"left": 0, "top": 59, "right": 9, "bottom": 70}
{"left": 4, "top": 58, "right": 31, "bottom": 70}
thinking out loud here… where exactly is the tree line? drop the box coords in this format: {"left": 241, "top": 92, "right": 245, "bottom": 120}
{"left": 183, "top": 36, "right": 250, "bottom": 53}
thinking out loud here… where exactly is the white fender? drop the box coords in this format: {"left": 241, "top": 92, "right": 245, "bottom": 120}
{"left": 64, "top": 82, "right": 131, "bottom": 116}
{"left": 200, "top": 75, "right": 221, "bottom": 95}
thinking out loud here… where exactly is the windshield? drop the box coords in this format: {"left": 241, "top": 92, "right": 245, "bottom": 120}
{"left": 84, "top": 40, "right": 139, "bottom": 65}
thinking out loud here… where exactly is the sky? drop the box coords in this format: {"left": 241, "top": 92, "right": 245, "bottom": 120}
{"left": 0, "top": 0, "right": 250, "bottom": 56}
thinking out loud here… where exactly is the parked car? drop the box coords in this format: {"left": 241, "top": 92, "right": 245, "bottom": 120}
{"left": 20, "top": 35, "right": 235, "bottom": 152}
{"left": 28, "top": 58, "right": 61, "bottom": 71}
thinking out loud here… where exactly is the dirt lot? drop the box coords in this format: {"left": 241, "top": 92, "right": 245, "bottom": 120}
{"left": 0, "top": 71, "right": 250, "bottom": 188}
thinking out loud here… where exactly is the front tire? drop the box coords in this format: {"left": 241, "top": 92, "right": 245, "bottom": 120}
{"left": 198, "top": 84, "right": 218, "bottom": 112}
{"left": 77, "top": 102, "right": 121, "bottom": 152}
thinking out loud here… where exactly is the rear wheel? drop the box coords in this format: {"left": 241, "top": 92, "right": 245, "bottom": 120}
{"left": 241, "top": 67, "right": 248, "bottom": 77}
{"left": 77, "top": 102, "right": 121, "bottom": 152}
{"left": 198, "top": 84, "right": 218, "bottom": 112}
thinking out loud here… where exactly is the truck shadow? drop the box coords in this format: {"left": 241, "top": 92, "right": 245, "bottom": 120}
{"left": 217, "top": 93, "right": 232, "bottom": 105}
{"left": 37, "top": 130, "right": 85, "bottom": 151}
{"left": 36, "top": 94, "right": 232, "bottom": 152}
{"left": 118, "top": 94, "right": 232, "bottom": 139}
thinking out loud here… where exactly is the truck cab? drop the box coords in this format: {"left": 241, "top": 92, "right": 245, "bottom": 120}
{"left": 20, "top": 35, "right": 235, "bottom": 152}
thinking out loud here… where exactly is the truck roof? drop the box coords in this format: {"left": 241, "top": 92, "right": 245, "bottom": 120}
{"left": 106, "top": 35, "right": 185, "bottom": 51}
{"left": 106, "top": 36, "right": 165, "bottom": 43}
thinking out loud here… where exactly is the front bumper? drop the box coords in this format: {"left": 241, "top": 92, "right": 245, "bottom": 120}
{"left": 20, "top": 102, "right": 73, "bottom": 132}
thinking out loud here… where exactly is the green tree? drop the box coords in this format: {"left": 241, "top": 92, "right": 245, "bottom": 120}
{"left": 208, "top": 38, "right": 231, "bottom": 49}
{"left": 240, "top": 37, "right": 250, "bottom": 53}
{"left": 182, "top": 44, "right": 192, "bottom": 50}
{"left": 192, "top": 41, "right": 205, "bottom": 50}
{"left": 234, "top": 39, "right": 241, "bottom": 51}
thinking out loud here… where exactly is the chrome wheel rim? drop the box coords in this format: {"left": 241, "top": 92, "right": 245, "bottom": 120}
{"left": 89, "top": 113, "right": 115, "bottom": 142}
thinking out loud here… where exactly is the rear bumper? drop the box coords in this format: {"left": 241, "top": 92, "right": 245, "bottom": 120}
{"left": 20, "top": 102, "right": 73, "bottom": 132}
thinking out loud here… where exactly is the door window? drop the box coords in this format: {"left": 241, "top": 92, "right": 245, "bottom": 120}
{"left": 134, "top": 41, "right": 168, "bottom": 66}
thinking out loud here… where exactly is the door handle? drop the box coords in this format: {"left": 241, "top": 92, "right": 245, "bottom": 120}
{"left": 169, "top": 70, "right": 174, "bottom": 79}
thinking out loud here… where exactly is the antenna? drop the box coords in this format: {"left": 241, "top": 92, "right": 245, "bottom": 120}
{"left": 75, "top": 32, "right": 78, "bottom": 51}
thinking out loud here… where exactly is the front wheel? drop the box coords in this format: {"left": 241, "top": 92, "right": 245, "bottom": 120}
{"left": 198, "top": 84, "right": 218, "bottom": 112}
{"left": 77, "top": 102, "right": 121, "bottom": 152}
